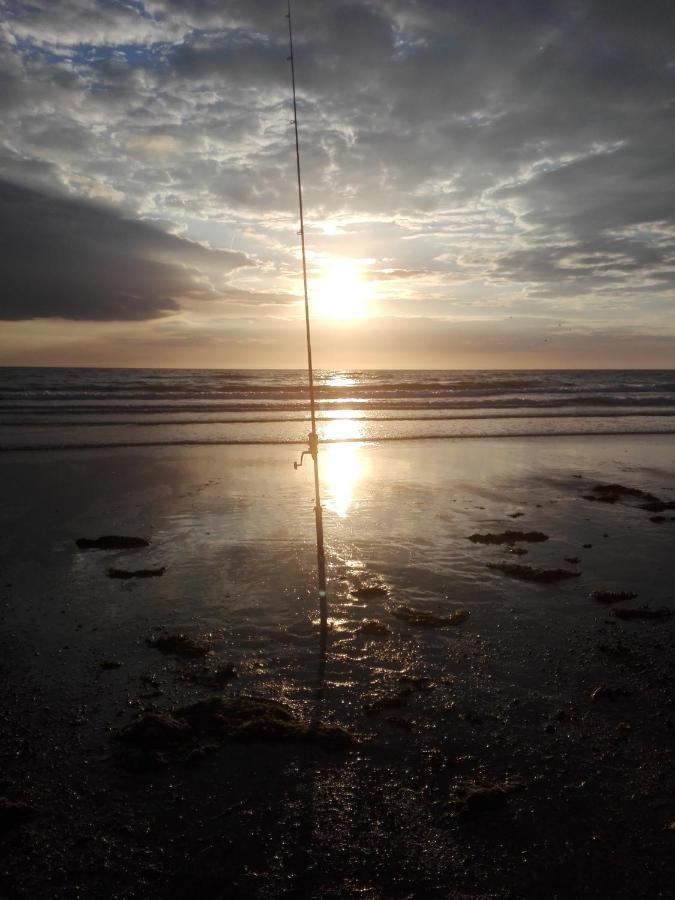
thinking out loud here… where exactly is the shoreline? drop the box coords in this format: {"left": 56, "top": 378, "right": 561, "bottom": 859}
{"left": 3, "top": 424, "right": 675, "bottom": 453}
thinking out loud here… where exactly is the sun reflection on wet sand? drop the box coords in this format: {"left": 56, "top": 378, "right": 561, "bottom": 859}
{"left": 320, "top": 418, "right": 365, "bottom": 518}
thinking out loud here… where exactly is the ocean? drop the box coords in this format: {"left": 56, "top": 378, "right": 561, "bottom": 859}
{"left": 1, "top": 367, "right": 674, "bottom": 451}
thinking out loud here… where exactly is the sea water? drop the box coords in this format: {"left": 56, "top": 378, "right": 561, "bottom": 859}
{"left": 1, "top": 368, "right": 674, "bottom": 450}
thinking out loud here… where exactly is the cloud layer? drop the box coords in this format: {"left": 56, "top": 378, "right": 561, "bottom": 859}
{"left": 0, "top": 0, "right": 673, "bottom": 363}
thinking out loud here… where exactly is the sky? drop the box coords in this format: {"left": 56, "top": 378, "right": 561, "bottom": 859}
{"left": 0, "top": 0, "right": 674, "bottom": 369}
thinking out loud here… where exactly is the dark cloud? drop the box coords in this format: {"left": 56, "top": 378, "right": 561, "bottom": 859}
{"left": 0, "top": 179, "right": 249, "bottom": 320}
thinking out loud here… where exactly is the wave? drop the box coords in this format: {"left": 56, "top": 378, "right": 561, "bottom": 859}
{"left": 4, "top": 410, "right": 675, "bottom": 427}
{"left": 3, "top": 427, "right": 675, "bottom": 453}
{"left": 3, "top": 395, "right": 675, "bottom": 415}
{"left": 3, "top": 369, "right": 674, "bottom": 451}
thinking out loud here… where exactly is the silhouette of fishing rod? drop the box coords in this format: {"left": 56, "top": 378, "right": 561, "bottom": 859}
{"left": 286, "top": 0, "right": 328, "bottom": 657}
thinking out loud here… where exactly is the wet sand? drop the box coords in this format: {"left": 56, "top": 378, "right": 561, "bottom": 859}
{"left": 0, "top": 435, "right": 674, "bottom": 898}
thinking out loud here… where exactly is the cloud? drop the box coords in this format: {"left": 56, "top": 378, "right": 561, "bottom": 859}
{"left": 0, "top": 178, "right": 250, "bottom": 320}
{"left": 0, "top": 0, "right": 673, "bottom": 361}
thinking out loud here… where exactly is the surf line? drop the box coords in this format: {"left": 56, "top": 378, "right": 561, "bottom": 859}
{"left": 286, "top": 0, "right": 329, "bottom": 657}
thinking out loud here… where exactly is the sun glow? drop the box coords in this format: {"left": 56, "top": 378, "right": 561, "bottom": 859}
{"left": 310, "top": 257, "right": 372, "bottom": 320}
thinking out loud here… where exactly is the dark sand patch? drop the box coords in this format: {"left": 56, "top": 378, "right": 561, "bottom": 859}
{"left": 385, "top": 716, "right": 414, "bottom": 731}
{"left": 488, "top": 563, "right": 580, "bottom": 583}
{"left": 76, "top": 535, "right": 149, "bottom": 550}
{"left": 596, "top": 641, "right": 636, "bottom": 663}
{"left": 590, "top": 685, "right": 631, "bottom": 701}
{"left": 612, "top": 607, "right": 672, "bottom": 621}
{"left": 0, "top": 797, "right": 35, "bottom": 831}
{"left": 179, "top": 663, "right": 238, "bottom": 687}
{"left": 391, "top": 605, "right": 470, "bottom": 627}
{"left": 107, "top": 566, "right": 166, "bottom": 579}
{"left": 564, "top": 556, "right": 580, "bottom": 564}
{"left": 468, "top": 530, "right": 548, "bottom": 545}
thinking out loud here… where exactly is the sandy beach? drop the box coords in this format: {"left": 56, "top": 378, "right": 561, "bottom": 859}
{"left": 0, "top": 433, "right": 673, "bottom": 898}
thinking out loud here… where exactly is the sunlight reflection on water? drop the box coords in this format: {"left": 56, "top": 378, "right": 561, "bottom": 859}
{"left": 320, "top": 418, "right": 365, "bottom": 518}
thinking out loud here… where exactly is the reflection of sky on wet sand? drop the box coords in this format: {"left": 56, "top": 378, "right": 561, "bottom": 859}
{"left": 319, "top": 418, "right": 365, "bottom": 518}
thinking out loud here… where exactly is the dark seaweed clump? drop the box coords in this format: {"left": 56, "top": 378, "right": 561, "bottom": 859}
{"left": 448, "top": 778, "right": 520, "bottom": 817}
{"left": 589, "top": 590, "right": 638, "bottom": 604}
{"left": 351, "top": 583, "right": 389, "bottom": 599}
{"left": 391, "top": 605, "right": 470, "bottom": 627}
{"left": 582, "top": 483, "right": 658, "bottom": 504}
{"left": 356, "top": 619, "right": 391, "bottom": 636}
{"left": 468, "top": 530, "right": 548, "bottom": 545}
{"left": 488, "top": 563, "right": 580, "bottom": 583}
{"left": 107, "top": 566, "right": 165, "bottom": 579}
{"left": 99, "top": 659, "right": 123, "bottom": 670}
{"left": 639, "top": 500, "right": 675, "bottom": 513}
{"left": 145, "top": 632, "right": 210, "bottom": 659}
{"left": 76, "top": 535, "right": 149, "bottom": 550}
{"left": 115, "top": 696, "right": 353, "bottom": 769}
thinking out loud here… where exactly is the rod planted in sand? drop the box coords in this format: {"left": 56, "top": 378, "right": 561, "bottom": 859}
{"left": 286, "top": 0, "right": 328, "bottom": 650}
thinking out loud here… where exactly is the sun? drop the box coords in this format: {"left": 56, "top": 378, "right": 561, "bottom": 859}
{"left": 310, "top": 257, "right": 371, "bottom": 320}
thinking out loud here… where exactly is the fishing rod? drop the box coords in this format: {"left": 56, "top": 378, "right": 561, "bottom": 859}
{"left": 286, "top": 0, "right": 328, "bottom": 648}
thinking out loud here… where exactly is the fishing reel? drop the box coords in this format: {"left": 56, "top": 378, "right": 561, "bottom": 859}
{"left": 294, "top": 431, "right": 319, "bottom": 469}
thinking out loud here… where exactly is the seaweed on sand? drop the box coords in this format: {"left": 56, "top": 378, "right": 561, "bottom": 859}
{"left": 145, "top": 632, "right": 211, "bottom": 659}
{"left": 391, "top": 605, "right": 470, "bottom": 627}
{"left": 115, "top": 696, "right": 353, "bottom": 769}
{"left": 487, "top": 563, "right": 580, "bottom": 583}
{"left": 76, "top": 535, "right": 149, "bottom": 550}
{"left": 589, "top": 590, "right": 638, "bottom": 604}
{"left": 640, "top": 500, "right": 675, "bottom": 512}
{"left": 398, "top": 672, "right": 435, "bottom": 690}
{"left": 364, "top": 691, "right": 411, "bottom": 716}
{"left": 449, "top": 778, "right": 521, "bottom": 816}
{"left": 107, "top": 566, "right": 165, "bottom": 579}
{"left": 612, "top": 606, "right": 672, "bottom": 621}
{"left": 468, "top": 530, "right": 549, "bottom": 545}
{"left": 582, "top": 484, "right": 658, "bottom": 504}
{"left": 356, "top": 619, "right": 390, "bottom": 636}
{"left": 351, "top": 582, "right": 389, "bottom": 599}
